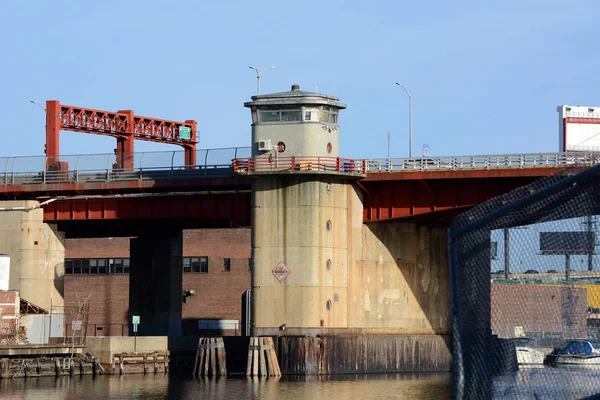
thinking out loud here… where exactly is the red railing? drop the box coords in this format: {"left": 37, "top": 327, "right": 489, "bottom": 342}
{"left": 232, "top": 156, "right": 367, "bottom": 174}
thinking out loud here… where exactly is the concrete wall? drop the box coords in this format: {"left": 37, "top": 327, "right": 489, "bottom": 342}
{"left": 252, "top": 178, "right": 451, "bottom": 336}
{"left": 349, "top": 222, "right": 451, "bottom": 334}
{"left": 0, "top": 201, "right": 65, "bottom": 309}
{"left": 86, "top": 336, "right": 168, "bottom": 364}
{"left": 252, "top": 177, "right": 350, "bottom": 334}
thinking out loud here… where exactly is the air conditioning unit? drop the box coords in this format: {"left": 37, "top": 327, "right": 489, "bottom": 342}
{"left": 257, "top": 140, "right": 272, "bottom": 151}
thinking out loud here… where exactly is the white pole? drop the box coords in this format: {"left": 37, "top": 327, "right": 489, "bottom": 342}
{"left": 249, "top": 66, "right": 276, "bottom": 95}
{"left": 395, "top": 83, "right": 413, "bottom": 158}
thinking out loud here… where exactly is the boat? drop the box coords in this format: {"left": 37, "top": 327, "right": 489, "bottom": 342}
{"left": 554, "top": 340, "right": 600, "bottom": 366}
{"left": 515, "top": 346, "right": 545, "bottom": 366}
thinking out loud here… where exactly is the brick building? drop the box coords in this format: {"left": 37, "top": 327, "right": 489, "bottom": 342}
{"left": 63, "top": 228, "right": 251, "bottom": 336}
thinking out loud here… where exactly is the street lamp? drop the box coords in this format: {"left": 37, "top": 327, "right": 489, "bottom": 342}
{"left": 395, "top": 83, "right": 412, "bottom": 158}
{"left": 30, "top": 100, "right": 46, "bottom": 112}
{"left": 249, "top": 66, "right": 276, "bottom": 95}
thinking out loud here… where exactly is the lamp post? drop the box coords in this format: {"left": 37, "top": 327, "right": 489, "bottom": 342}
{"left": 387, "top": 132, "right": 391, "bottom": 160}
{"left": 395, "top": 83, "right": 412, "bottom": 158}
{"left": 30, "top": 100, "right": 46, "bottom": 112}
{"left": 249, "top": 66, "right": 276, "bottom": 95}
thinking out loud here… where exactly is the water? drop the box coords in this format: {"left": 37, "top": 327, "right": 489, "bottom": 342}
{"left": 0, "top": 373, "right": 451, "bottom": 399}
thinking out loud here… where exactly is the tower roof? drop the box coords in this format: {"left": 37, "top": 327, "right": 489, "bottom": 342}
{"left": 244, "top": 84, "right": 346, "bottom": 109}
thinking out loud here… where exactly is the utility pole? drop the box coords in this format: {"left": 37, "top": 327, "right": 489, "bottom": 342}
{"left": 249, "top": 66, "right": 276, "bottom": 95}
{"left": 387, "top": 132, "right": 391, "bottom": 160}
{"left": 582, "top": 215, "right": 596, "bottom": 271}
{"left": 395, "top": 83, "right": 413, "bottom": 158}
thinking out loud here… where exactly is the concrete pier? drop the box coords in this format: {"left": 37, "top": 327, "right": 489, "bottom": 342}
{"left": 0, "top": 201, "right": 65, "bottom": 310}
{"left": 246, "top": 85, "right": 452, "bottom": 373}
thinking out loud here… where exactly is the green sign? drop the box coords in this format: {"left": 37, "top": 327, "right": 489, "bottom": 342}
{"left": 132, "top": 315, "right": 140, "bottom": 325}
{"left": 179, "top": 126, "right": 191, "bottom": 140}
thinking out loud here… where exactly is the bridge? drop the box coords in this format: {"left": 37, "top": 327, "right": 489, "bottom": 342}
{"left": 3, "top": 87, "right": 598, "bottom": 377}
{"left": 1, "top": 149, "right": 596, "bottom": 227}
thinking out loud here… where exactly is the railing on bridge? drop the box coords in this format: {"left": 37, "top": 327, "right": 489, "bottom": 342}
{"left": 232, "top": 156, "right": 367, "bottom": 175}
{"left": 0, "top": 147, "right": 251, "bottom": 186}
{"left": 366, "top": 152, "right": 600, "bottom": 172}
{"left": 2, "top": 150, "right": 600, "bottom": 186}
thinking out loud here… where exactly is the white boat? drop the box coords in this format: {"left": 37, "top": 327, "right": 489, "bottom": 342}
{"left": 516, "top": 346, "right": 545, "bottom": 366}
{"left": 554, "top": 340, "right": 600, "bottom": 366}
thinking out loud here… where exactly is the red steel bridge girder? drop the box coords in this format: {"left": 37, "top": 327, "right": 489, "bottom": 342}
{"left": 45, "top": 100, "right": 197, "bottom": 170}
{"left": 43, "top": 193, "right": 251, "bottom": 226}
{"left": 361, "top": 176, "right": 544, "bottom": 226}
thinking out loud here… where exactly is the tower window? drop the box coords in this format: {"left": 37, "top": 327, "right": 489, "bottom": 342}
{"left": 277, "top": 142, "right": 286, "bottom": 153}
{"left": 320, "top": 106, "right": 339, "bottom": 124}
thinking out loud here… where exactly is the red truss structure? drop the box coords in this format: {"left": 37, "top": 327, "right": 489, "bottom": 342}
{"left": 45, "top": 100, "right": 197, "bottom": 170}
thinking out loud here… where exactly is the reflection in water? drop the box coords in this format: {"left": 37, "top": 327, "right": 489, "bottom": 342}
{"left": 0, "top": 372, "right": 451, "bottom": 399}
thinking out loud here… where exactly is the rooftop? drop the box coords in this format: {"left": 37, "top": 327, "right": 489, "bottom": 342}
{"left": 244, "top": 84, "right": 346, "bottom": 109}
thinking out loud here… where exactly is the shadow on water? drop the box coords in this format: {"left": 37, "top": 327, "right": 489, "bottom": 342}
{"left": 0, "top": 372, "right": 452, "bottom": 400}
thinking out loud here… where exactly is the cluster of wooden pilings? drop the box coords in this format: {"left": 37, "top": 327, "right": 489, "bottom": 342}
{"left": 111, "top": 352, "right": 169, "bottom": 375}
{"left": 0, "top": 356, "right": 102, "bottom": 379}
{"left": 192, "top": 337, "right": 227, "bottom": 377}
{"left": 192, "top": 336, "right": 281, "bottom": 378}
{"left": 246, "top": 337, "right": 281, "bottom": 377}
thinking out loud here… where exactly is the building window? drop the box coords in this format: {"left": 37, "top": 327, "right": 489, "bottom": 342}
{"left": 277, "top": 141, "right": 286, "bottom": 153}
{"left": 64, "top": 258, "right": 130, "bottom": 274}
{"left": 224, "top": 258, "right": 231, "bottom": 272}
{"left": 320, "top": 106, "right": 339, "bottom": 124}
{"left": 258, "top": 108, "right": 302, "bottom": 123}
{"left": 305, "top": 111, "right": 312, "bottom": 121}
{"left": 281, "top": 111, "right": 302, "bottom": 122}
{"left": 183, "top": 257, "right": 208, "bottom": 273}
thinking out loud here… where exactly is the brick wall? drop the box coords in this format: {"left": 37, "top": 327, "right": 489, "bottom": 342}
{"left": 64, "top": 228, "right": 251, "bottom": 336}
{"left": 491, "top": 283, "right": 588, "bottom": 339}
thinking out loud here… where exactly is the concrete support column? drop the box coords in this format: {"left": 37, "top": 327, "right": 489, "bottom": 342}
{"left": 0, "top": 202, "right": 65, "bottom": 310}
{"left": 129, "top": 231, "right": 182, "bottom": 336}
{"left": 251, "top": 176, "right": 350, "bottom": 336}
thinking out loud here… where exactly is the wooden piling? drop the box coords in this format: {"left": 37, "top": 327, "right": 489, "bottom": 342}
{"left": 192, "top": 337, "right": 227, "bottom": 377}
{"left": 245, "top": 337, "right": 281, "bottom": 377}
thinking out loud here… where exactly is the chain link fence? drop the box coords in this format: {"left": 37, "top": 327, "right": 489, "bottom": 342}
{"left": 449, "top": 163, "right": 600, "bottom": 399}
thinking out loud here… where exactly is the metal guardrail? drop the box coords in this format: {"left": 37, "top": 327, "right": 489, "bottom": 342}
{"left": 1, "top": 150, "right": 599, "bottom": 186}
{"left": 0, "top": 147, "right": 251, "bottom": 186}
{"left": 233, "top": 156, "right": 367, "bottom": 174}
{"left": 365, "top": 152, "right": 600, "bottom": 172}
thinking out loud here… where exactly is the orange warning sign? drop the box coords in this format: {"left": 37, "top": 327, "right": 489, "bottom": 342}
{"left": 272, "top": 261, "right": 291, "bottom": 283}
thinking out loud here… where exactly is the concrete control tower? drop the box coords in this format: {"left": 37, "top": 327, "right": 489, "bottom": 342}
{"left": 245, "top": 84, "right": 346, "bottom": 160}
{"left": 239, "top": 85, "right": 449, "bottom": 374}
{"left": 243, "top": 84, "right": 360, "bottom": 336}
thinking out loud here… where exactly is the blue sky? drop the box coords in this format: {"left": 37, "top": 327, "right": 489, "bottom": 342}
{"left": 1, "top": 1, "right": 599, "bottom": 159}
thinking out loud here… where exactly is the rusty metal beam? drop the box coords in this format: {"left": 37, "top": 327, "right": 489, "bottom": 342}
{"left": 362, "top": 177, "right": 537, "bottom": 225}
{"left": 42, "top": 193, "right": 251, "bottom": 226}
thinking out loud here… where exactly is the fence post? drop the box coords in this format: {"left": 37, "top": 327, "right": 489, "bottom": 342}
{"left": 106, "top": 154, "right": 111, "bottom": 182}
{"left": 171, "top": 151, "right": 176, "bottom": 180}
{"left": 75, "top": 155, "right": 81, "bottom": 182}
{"left": 43, "top": 157, "right": 47, "bottom": 184}
{"left": 204, "top": 150, "right": 210, "bottom": 179}
{"left": 139, "top": 152, "right": 145, "bottom": 181}
{"left": 11, "top": 157, "right": 16, "bottom": 185}
{"left": 3, "top": 158, "right": 9, "bottom": 186}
